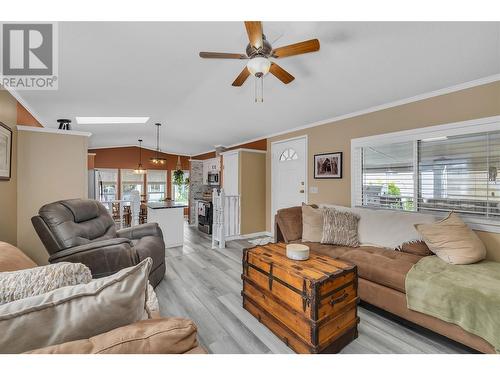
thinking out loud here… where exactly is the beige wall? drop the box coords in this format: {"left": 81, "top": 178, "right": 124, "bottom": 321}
{"left": 266, "top": 81, "right": 500, "bottom": 260}
{"left": 0, "top": 91, "right": 18, "bottom": 246}
{"left": 239, "top": 151, "right": 266, "bottom": 235}
{"left": 17, "top": 129, "right": 89, "bottom": 265}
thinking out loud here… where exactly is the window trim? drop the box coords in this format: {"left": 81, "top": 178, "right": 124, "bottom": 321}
{"left": 351, "top": 115, "right": 500, "bottom": 234}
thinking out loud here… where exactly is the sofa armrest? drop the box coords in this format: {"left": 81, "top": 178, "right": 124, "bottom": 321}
{"left": 27, "top": 318, "right": 204, "bottom": 354}
{"left": 49, "top": 238, "right": 138, "bottom": 278}
{"left": 117, "top": 222, "right": 163, "bottom": 240}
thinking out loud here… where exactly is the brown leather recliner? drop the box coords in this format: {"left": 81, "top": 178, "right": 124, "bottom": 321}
{"left": 31, "top": 199, "right": 166, "bottom": 287}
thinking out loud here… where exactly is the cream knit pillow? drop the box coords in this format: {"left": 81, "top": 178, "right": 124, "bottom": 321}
{"left": 0, "top": 262, "right": 92, "bottom": 305}
{"left": 415, "top": 212, "right": 486, "bottom": 265}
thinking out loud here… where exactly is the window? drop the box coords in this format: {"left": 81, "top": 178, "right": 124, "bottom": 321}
{"left": 147, "top": 170, "right": 167, "bottom": 202}
{"left": 121, "top": 169, "right": 145, "bottom": 200}
{"left": 361, "top": 142, "right": 415, "bottom": 211}
{"left": 418, "top": 132, "right": 500, "bottom": 218}
{"left": 352, "top": 117, "right": 500, "bottom": 231}
{"left": 172, "top": 170, "right": 189, "bottom": 204}
{"left": 96, "top": 169, "right": 118, "bottom": 202}
{"left": 279, "top": 148, "right": 298, "bottom": 162}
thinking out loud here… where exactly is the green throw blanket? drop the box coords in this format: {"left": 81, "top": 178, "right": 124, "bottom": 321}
{"left": 406, "top": 256, "right": 500, "bottom": 352}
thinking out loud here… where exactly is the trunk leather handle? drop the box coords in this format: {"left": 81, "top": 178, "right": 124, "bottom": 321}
{"left": 329, "top": 292, "right": 348, "bottom": 306}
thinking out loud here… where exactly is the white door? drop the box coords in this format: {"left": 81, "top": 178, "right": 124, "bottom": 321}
{"left": 222, "top": 152, "right": 239, "bottom": 196}
{"left": 271, "top": 137, "right": 307, "bottom": 233}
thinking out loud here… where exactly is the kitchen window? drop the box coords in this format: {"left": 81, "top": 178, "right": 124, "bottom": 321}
{"left": 121, "top": 169, "right": 145, "bottom": 200}
{"left": 351, "top": 116, "right": 500, "bottom": 232}
{"left": 172, "top": 170, "right": 189, "bottom": 205}
{"left": 147, "top": 170, "right": 167, "bottom": 202}
{"left": 96, "top": 168, "right": 118, "bottom": 202}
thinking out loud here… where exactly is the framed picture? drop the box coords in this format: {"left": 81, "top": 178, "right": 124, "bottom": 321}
{"left": 0, "top": 122, "right": 12, "bottom": 180}
{"left": 314, "top": 152, "right": 342, "bottom": 179}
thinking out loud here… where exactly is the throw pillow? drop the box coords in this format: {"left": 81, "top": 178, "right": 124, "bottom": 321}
{"left": 0, "top": 258, "right": 152, "bottom": 353}
{"left": 0, "top": 262, "right": 92, "bottom": 305}
{"left": 396, "top": 241, "right": 433, "bottom": 257}
{"left": 321, "top": 208, "right": 360, "bottom": 247}
{"left": 302, "top": 203, "right": 323, "bottom": 242}
{"left": 27, "top": 317, "right": 201, "bottom": 354}
{"left": 414, "top": 212, "right": 486, "bottom": 264}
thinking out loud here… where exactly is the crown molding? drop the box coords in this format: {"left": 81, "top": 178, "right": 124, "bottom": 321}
{"left": 16, "top": 125, "right": 91, "bottom": 137}
{"left": 192, "top": 73, "right": 500, "bottom": 157}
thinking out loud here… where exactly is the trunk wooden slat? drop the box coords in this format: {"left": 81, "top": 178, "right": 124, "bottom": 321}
{"left": 242, "top": 243, "right": 359, "bottom": 353}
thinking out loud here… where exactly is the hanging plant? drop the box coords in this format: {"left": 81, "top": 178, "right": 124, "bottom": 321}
{"left": 173, "top": 169, "right": 185, "bottom": 186}
{"left": 184, "top": 177, "right": 190, "bottom": 186}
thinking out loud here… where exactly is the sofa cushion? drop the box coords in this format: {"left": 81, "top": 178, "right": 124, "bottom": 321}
{"left": 0, "top": 242, "right": 37, "bottom": 272}
{"left": 341, "top": 246, "right": 421, "bottom": 292}
{"left": 0, "top": 258, "right": 152, "bottom": 353}
{"left": 311, "top": 244, "right": 422, "bottom": 293}
{"left": 415, "top": 212, "right": 486, "bottom": 265}
{"left": 276, "top": 206, "right": 302, "bottom": 242}
{"left": 301, "top": 203, "right": 323, "bottom": 242}
{"left": 27, "top": 317, "right": 202, "bottom": 354}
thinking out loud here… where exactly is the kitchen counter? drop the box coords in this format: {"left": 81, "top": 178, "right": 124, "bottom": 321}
{"left": 147, "top": 202, "right": 186, "bottom": 248}
{"left": 148, "top": 201, "right": 188, "bottom": 209}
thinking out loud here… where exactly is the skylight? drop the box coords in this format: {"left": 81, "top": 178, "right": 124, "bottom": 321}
{"left": 76, "top": 117, "right": 150, "bottom": 124}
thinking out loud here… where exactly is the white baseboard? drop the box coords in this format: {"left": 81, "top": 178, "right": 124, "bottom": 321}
{"left": 226, "top": 231, "right": 273, "bottom": 241}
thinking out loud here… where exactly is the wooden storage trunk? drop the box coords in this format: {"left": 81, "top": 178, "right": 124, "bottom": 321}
{"left": 242, "top": 243, "right": 359, "bottom": 353}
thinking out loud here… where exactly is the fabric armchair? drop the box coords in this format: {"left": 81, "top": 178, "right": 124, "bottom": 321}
{"left": 32, "top": 199, "right": 166, "bottom": 287}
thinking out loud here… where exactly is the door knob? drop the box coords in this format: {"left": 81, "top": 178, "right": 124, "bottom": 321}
{"left": 299, "top": 189, "right": 305, "bottom": 193}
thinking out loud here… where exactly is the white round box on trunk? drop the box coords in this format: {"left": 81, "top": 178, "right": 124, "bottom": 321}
{"left": 286, "top": 244, "right": 310, "bottom": 261}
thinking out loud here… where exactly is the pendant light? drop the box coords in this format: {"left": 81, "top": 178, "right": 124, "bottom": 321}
{"left": 176, "top": 155, "right": 182, "bottom": 171}
{"left": 133, "top": 139, "right": 146, "bottom": 174}
{"left": 150, "top": 123, "right": 167, "bottom": 165}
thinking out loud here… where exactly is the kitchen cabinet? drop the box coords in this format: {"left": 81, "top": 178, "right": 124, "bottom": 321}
{"left": 202, "top": 157, "right": 221, "bottom": 185}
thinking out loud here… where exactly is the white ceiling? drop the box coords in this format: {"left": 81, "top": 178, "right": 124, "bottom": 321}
{"left": 17, "top": 22, "right": 500, "bottom": 155}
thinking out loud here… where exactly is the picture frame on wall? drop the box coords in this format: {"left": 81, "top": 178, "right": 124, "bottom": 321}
{"left": 314, "top": 152, "right": 342, "bottom": 179}
{"left": 0, "top": 122, "right": 12, "bottom": 181}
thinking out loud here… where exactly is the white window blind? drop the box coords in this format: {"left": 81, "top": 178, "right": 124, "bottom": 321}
{"left": 357, "top": 141, "right": 416, "bottom": 211}
{"left": 121, "top": 169, "right": 145, "bottom": 198}
{"left": 96, "top": 168, "right": 118, "bottom": 202}
{"left": 418, "top": 131, "right": 500, "bottom": 219}
{"left": 147, "top": 170, "right": 167, "bottom": 201}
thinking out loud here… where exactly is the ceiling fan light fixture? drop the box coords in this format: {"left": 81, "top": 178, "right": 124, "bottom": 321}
{"left": 246, "top": 56, "right": 271, "bottom": 76}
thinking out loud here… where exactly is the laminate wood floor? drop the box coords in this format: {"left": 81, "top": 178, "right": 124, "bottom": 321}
{"left": 155, "top": 224, "right": 474, "bottom": 354}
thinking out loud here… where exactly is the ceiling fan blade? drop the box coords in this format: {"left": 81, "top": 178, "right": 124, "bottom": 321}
{"left": 244, "top": 21, "right": 263, "bottom": 49}
{"left": 269, "top": 63, "right": 295, "bottom": 84}
{"left": 199, "top": 52, "right": 247, "bottom": 59}
{"left": 272, "top": 39, "right": 320, "bottom": 58}
{"left": 232, "top": 67, "right": 251, "bottom": 86}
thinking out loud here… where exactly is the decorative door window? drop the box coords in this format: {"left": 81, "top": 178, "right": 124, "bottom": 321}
{"left": 279, "top": 148, "right": 298, "bottom": 162}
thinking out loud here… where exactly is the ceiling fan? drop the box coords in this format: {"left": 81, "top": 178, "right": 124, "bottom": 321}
{"left": 199, "top": 21, "right": 320, "bottom": 100}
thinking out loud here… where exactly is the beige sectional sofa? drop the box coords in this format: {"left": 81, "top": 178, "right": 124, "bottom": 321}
{"left": 275, "top": 205, "right": 496, "bottom": 353}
